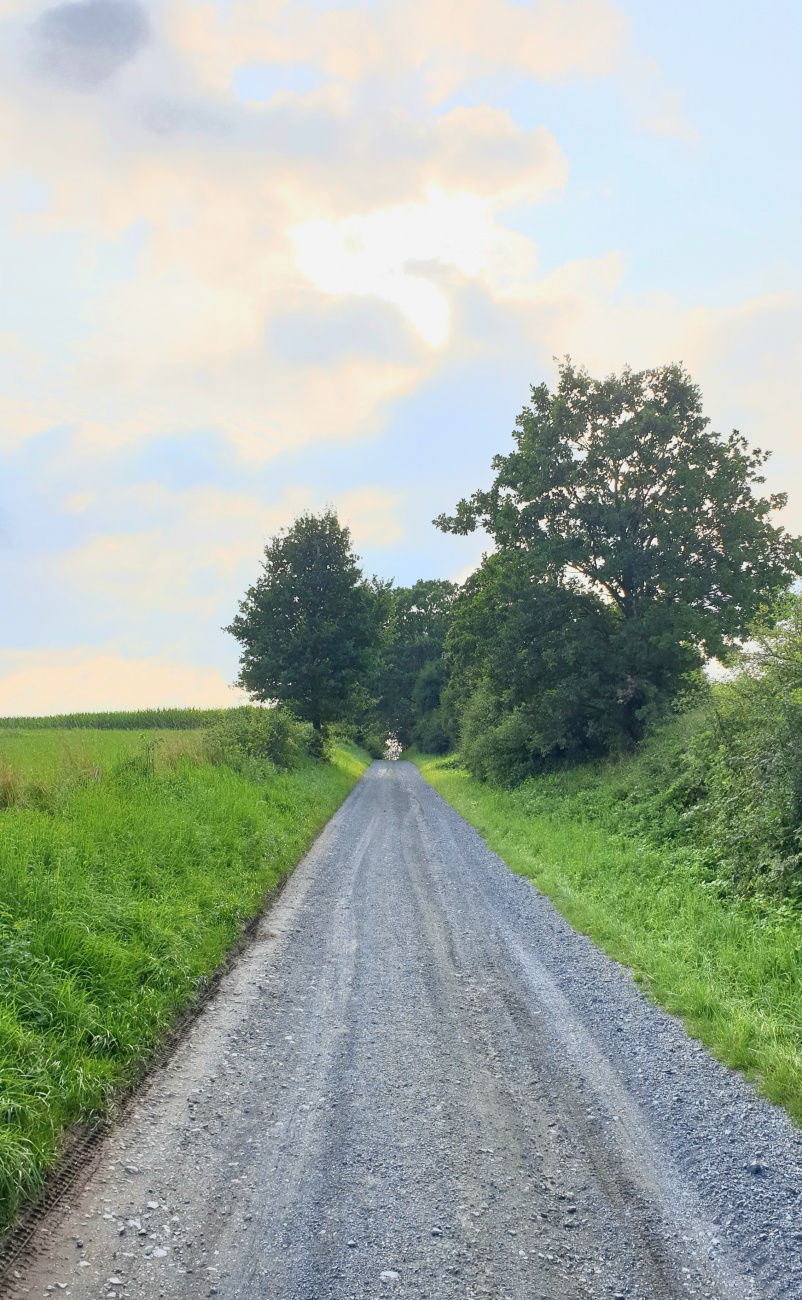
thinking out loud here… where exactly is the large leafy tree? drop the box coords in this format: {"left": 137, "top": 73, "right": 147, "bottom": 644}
{"left": 436, "top": 361, "right": 802, "bottom": 657}
{"left": 226, "top": 511, "right": 381, "bottom": 731}
{"left": 436, "top": 361, "right": 802, "bottom": 733}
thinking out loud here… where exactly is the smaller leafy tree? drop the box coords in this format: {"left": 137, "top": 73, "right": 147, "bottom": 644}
{"left": 226, "top": 511, "right": 382, "bottom": 731}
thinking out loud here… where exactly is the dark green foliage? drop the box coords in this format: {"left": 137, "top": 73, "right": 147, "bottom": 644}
{"left": 410, "top": 659, "right": 451, "bottom": 752}
{"left": 357, "top": 727, "right": 388, "bottom": 760}
{"left": 436, "top": 360, "right": 802, "bottom": 738}
{"left": 447, "top": 552, "right": 626, "bottom": 783}
{"left": 371, "top": 578, "right": 456, "bottom": 750}
{"left": 226, "top": 511, "right": 383, "bottom": 731}
{"left": 457, "top": 685, "right": 528, "bottom": 786}
{"left": 435, "top": 588, "right": 802, "bottom": 897}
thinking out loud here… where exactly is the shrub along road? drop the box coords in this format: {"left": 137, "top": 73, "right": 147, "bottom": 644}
{"left": 11, "top": 762, "right": 802, "bottom": 1300}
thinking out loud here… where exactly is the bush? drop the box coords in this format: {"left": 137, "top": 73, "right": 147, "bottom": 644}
{"left": 458, "top": 675, "right": 627, "bottom": 788}
{"left": 204, "top": 706, "right": 315, "bottom": 773}
{"left": 681, "top": 605, "right": 802, "bottom": 895}
{"left": 411, "top": 712, "right": 450, "bottom": 755}
{"left": 521, "top": 594, "right": 802, "bottom": 899}
{"left": 357, "top": 727, "right": 386, "bottom": 760}
{"left": 459, "top": 686, "right": 533, "bottom": 786}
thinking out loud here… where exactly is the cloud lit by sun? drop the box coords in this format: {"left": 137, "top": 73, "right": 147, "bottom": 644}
{"left": 0, "top": 0, "right": 798, "bottom": 709}
{"left": 291, "top": 190, "right": 543, "bottom": 347}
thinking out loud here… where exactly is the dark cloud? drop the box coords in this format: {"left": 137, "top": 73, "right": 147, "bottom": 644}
{"left": 31, "top": 0, "right": 149, "bottom": 88}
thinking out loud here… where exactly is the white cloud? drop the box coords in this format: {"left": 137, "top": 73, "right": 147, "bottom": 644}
{"left": 335, "top": 485, "right": 406, "bottom": 548}
{"left": 57, "top": 484, "right": 307, "bottom": 618}
{"left": 1, "top": 0, "right": 793, "bottom": 708}
{"left": 0, "top": 35, "right": 564, "bottom": 453}
{"left": 166, "top": 0, "right": 630, "bottom": 95}
{"left": 291, "top": 186, "right": 543, "bottom": 346}
{"left": 54, "top": 481, "right": 407, "bottom": 631}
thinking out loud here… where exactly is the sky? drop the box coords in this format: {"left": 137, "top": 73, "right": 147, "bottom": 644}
{"left": 0, "top": 0, "right": 800, "bottom": 713}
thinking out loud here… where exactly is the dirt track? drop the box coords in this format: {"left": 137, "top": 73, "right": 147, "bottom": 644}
{"left": 10, "top": 761, "right": 802, "bottom": 1299}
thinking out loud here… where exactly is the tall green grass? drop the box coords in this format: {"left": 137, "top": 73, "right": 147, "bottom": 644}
{"left": 417, "top": 753, "right": 802, "bottom": 1126}
{"left": 0, "top": 728, "right": 205, "bottom": 790}
{"left": 0, "top": 732, "right": 367, "bottom": 1234}
{"left": 0, "top": 708, "right": 230, "bottom": 731}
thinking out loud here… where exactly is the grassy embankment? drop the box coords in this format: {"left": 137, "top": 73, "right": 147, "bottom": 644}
{"left": 416, "top": 737, "right": 802, "bottom": 1124}
{"left": 0, "top": 723, "right": 367, "bottom": 1234}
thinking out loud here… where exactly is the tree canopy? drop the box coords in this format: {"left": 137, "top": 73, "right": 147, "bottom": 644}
{"left": 225, "top": 360, "right": 802, "bottom": 783}
{"left": 447, "top": 550, "right": 621, "bottom": 746}
{"left": 372, "top": 579, "right": 457, "bottom": 749}
{"left": 435, "top": 360, "right": 802, "bottom": 660}
{"left": 226, "top": 511, "right": 381, "bottom": 730}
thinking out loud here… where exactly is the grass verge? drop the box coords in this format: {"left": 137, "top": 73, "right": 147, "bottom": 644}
{"left": 0, "top": 735, "right": 368, "bottom": 1234}
{"left": 415, "top": 754, "right": 802, "bottom": 1126}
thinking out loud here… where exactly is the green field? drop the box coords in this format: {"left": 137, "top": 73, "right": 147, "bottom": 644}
{"left": 417, "top": 755, "right": 802, "bottom": 1126}
{"left": 0, "top": 728, "right": 368, "bottom": 1234}
{"left": 0, "top": 727, "right": 206, "bottom": 786}
{"left": 0, "top": 708, "right": 229, "bottom": 732}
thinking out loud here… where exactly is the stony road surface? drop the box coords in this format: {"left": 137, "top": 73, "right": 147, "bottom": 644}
{"left": 11, "top": 761, "right": 802, "bottom": 1300}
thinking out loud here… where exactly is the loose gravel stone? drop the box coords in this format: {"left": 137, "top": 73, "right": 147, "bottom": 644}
{"left": 8, "top": 762, "right": 802, "bottom": 1299}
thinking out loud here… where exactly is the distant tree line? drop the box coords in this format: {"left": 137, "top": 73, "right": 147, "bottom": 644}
{"left": 227, "top": 361, "right": 802, "bottom": 781}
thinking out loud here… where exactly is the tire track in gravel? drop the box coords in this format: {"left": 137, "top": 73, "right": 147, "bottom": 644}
{"left": 8, "top": 761, "right": 802, "bottom": 1300}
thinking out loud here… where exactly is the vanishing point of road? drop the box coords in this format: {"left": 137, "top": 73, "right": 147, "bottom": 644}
{"left": 10, "top": 762, "right": 802, "bottom": 1300}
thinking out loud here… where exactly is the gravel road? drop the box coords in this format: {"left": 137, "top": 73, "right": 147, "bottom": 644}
{"left": 10, "top": 761, "right": 802, "bottom": 1300}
